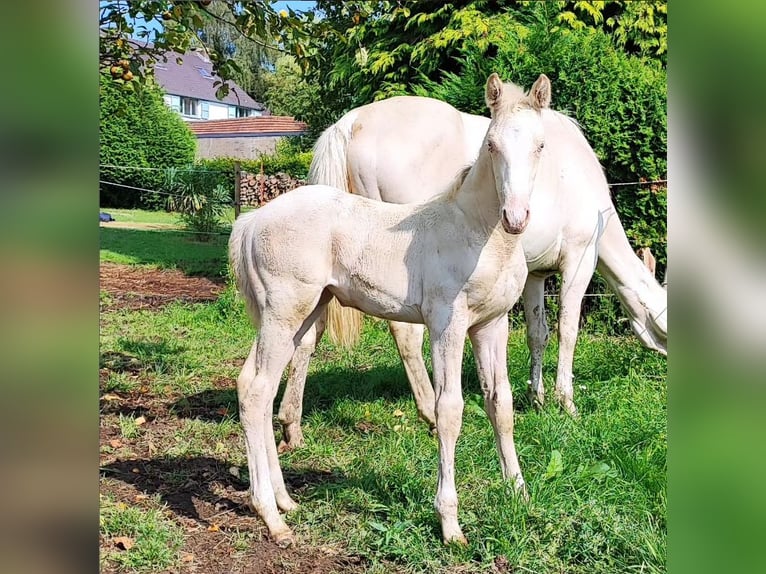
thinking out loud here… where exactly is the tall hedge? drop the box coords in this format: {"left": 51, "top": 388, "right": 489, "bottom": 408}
{"left": 99, "top": 75, "right": 196, "bottom": 208}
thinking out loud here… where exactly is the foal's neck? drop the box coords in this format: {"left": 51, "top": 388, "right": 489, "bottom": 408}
{"left": 452, "top": 151, "right": 503, "bottom": 234}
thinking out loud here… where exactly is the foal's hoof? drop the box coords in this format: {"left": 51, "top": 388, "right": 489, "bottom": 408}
{"left": 558, "top": 398, "right": 578, "bottom": 418}
{"left": 443, "top": 533, "right": 468, "bottom": 547}
{"left": 274, "top": 530, "right": 296, "bottom": 548}
{"left": 525, "top": 387, "right": 544, "bottom": 410}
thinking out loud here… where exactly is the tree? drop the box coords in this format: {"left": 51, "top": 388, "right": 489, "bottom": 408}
{"left": 99, "top": 74, "right": 196, "bottom": 208}
{"left": 99, "top": 1, "right": 316, "bottom": 98}
{"left": 260, "top": 56, "right": 328, "bottom": 137}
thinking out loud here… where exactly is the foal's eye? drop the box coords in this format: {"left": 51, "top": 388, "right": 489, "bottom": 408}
{"left": 537, "top": 142, "right": 545, "bottom": 151}
{"left": 487, "top": 140, "right": 496, "bottom": 153}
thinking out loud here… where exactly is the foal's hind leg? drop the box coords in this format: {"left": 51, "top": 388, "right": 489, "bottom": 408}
{"left": 555, "top": 247, "right": 597, "bottom": 416}
{"left": 239, "top": 295, "right": 330, "bottom": 546}
{"left": 388, "top": 321, "right": 436, "bottom": 428}
{"left": 278, "top": 309, "right": 327, "bottom": 452}
{"left": 523, "top": 275, "right": 548, "bottom": 409}
{"left": 237, "top": 327, "right": 297, "bottom": 546}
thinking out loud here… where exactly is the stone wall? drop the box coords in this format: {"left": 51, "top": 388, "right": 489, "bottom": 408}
{"left": 195, "top": 136, "right": 282, "bottom": 160}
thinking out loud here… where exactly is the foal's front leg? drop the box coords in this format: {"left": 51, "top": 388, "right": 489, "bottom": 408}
{"left": 468, "top": 315, "right": 526, "bottom": 494}
{"left": 429, "top": 317, "right": 468, "bottom": 545}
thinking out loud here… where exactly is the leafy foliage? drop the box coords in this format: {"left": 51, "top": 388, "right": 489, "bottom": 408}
{"left": 99, "top": 75, "right": 196, "bottom": 209}
{"left": 98, "top": 1, "right": 314, "bottom": 98}
{"left": 260, "top": 56, "right": 327, "bottom": 137}
{"left": 194, "top": 139, "right": 314, "bottom": 191}
{"left": 164, "top": 168, "right": 231, "bottom": 241}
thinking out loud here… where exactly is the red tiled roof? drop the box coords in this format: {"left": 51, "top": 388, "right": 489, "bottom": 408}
{"left": 187, "top": 116, "right": 308, "bottom": 137}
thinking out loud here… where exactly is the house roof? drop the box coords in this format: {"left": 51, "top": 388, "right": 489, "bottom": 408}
{"left": 154, "top": 49, "right": 264, "bottom": 110}
{"left": 187, "top": 116, "right": 308, "bottom": 137}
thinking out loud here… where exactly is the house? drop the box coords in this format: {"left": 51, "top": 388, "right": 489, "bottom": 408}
{"left": 152, "top": 47, "right": 308, "bottom": 159}
{"left": 188, "top": 116, "right": 308, "bottom": 159}
{"left": 154, "top": 48, "right": 265, "bottom": 120}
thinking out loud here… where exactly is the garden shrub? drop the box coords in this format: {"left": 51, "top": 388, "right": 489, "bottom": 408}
{"left": 100, "top": 75, "right": 197, "bottom": 209}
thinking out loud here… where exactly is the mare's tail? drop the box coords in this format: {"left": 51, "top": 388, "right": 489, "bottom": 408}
{"left": 597, "top": 208, "right": 667, "bottom": 355}
{"left": 309, "top": 112, "right": 364, "bottom": 348}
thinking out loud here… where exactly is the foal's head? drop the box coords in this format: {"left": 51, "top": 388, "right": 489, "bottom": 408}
{"left": 484, "top": 73, "right": 551, "bottom": 234}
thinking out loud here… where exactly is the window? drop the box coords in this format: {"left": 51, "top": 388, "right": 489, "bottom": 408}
{"left": 165, "top": 95, "right": 181, "bottom": 113}
{"left": 195, "top": 65, "right": 214, "bottom": 79}
{"left": 236, "top": 107, "right": 252, "bottom": 118}
{"left": 180, "top": 97, "right": 199, "bottom": 117}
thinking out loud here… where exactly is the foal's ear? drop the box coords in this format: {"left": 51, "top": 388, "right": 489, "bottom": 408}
{"left": 485, "top": 73, "right": 504, "bottom": 114}
{"left": 529, "top": 74, "right": 551, "bottom": 110}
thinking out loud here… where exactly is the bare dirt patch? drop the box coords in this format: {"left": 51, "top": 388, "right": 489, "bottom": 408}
{"left": 100, "top": 264, "right": 372, "bottom": 573}
{"left": 100, "top": 262, "right": 224, "bottom": 311}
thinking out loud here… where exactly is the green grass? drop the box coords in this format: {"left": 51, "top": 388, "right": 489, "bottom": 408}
{"left": 100, "top": 289, "right": 667, "bottom": 573}
{"left": 100, "top": 494, "right": 184, "bottom": 571}
{"left": 100, "top": 226, "right": 229, "bottom": 276}
{"left": 100, "top": 208, "right": 185, "bottom": 226}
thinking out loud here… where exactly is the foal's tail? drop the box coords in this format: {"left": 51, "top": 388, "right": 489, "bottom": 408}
{"left": 597, "top": 209, "right": 667, "bottom": 355}
{"left": 310, "top": 111, "right": 365, "bottom": 348}
{"left": 228, "top": 211, "right": 261, "bottom": 328}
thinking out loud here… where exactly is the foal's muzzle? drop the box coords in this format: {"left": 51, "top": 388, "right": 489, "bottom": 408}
{"left": 501, "top": 207, "right": 530, "bottom": 235}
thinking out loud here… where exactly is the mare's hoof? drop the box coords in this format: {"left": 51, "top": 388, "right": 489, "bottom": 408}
{"left": 276, "top": 495, "right": 298, "bottom": 513}
{"left": 277, "top": 438, "right": 304, "bottom": 454}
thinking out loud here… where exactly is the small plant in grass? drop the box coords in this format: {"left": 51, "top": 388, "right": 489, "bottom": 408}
{"left": 164, "top": 167, "right": 231, "bottom": 241}
{"left": 100, "top": 496, "right": 183, "bottom": 572}
{"left": 118, "top": 413, "right": 144, "bottom": 439}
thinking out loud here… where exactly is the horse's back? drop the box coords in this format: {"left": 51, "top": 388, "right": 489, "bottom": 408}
{"left": 348, "top": 97, "right": 474, "bottom": 203}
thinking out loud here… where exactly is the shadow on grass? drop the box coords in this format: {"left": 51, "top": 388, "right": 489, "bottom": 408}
{"left": 100, "top": 456, "right": 346, "bottom": 525}
{"left": 170, "top": 364, "right": 416, "bottom": 424}
{"left": 100, "top": 226, "right": 229, "bottom": 277}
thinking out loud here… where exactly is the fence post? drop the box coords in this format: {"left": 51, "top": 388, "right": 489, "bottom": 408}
{"left": 233, "top": 161, "right": 241, "bottom": 219}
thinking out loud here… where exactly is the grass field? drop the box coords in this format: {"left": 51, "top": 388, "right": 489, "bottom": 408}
{"left": 99, "top": 211, "right": 666, "bottom": 573}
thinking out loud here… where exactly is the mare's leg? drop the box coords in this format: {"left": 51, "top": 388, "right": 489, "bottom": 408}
{"left": 522, "top": 275, "right": 548, "bottom": 408}
{"left": 555, "top": 247, "right": 597, "bottom": 416}
{"left": 278, "top": 309, "right": 327, "bottom": 452}
{"left": 388, "top": 321, "right": 435, "bottom": 428}
{"left": 428, "top": 314, "right": 468, "bottom": 545}
{"left": 468, "top": 315, "right": 526, "bottom": 493}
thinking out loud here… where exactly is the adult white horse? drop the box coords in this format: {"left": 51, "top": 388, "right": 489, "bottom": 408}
{"left": 230, "top": 73, "right": 549, "bottom": 546}
{"left": 276, "top": 78, "right": 668, "bottom": 449}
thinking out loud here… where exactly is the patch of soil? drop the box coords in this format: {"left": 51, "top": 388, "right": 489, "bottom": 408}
{"left": 99, "top": 262, "right": 374, "bottom": 573}
{"left": 99, "top": 407, "right": 369, "bottom": 574}
{"left": 100, "top": 263, "right": 224, "bottom": 311}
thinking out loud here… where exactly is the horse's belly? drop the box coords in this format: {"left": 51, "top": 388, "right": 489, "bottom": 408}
{"left": 331, "top": 283, "right": 423, "bottom": 324}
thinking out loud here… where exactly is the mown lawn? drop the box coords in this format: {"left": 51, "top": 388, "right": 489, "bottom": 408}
{"left": 99, "top": 210, "right": 666, "bottom": 573}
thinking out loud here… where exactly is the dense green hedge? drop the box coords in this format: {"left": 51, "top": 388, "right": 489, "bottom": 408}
{"left": 100, "top": 75, "right": 197, "bottom": 208}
